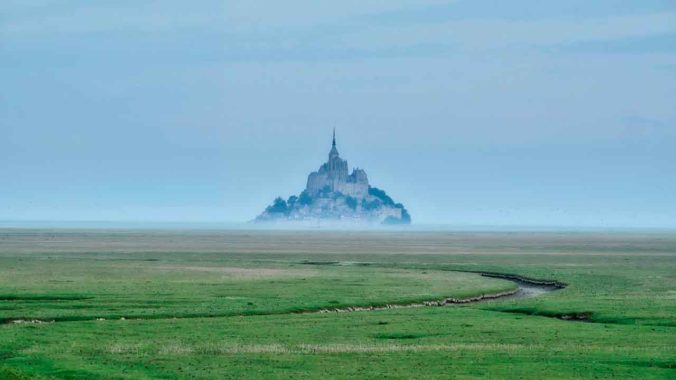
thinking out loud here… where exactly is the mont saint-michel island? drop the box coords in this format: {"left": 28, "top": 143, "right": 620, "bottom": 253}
{"left": 256, "top": 131, "right": 411, "bottom": 225}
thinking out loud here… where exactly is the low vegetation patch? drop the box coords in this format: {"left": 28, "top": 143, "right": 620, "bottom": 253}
{"left": 0, "top": 295, "right": 92, "bottom": 301}
{"left": 492, "top": 307, "right": 593, "bottom": 322}
{"left": 373, "top": 332, "right": 434, "bottom": 340}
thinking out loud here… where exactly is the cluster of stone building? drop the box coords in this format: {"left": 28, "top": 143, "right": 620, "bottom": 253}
{"left": 306, "top": 131, "right": 369, "bottom": 199}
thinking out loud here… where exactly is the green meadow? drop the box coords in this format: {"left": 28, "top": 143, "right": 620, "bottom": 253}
{"left": 0, "top": 229, "right": 674, "bottom": 379}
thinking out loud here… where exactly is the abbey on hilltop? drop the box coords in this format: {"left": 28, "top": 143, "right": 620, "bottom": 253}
{"left": 256, "top": 130, "right": 411, "bottom": 225}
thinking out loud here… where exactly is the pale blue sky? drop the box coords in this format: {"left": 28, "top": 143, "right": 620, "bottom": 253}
{"left": 1, "top": 1, "right": 675, "bottom": 227}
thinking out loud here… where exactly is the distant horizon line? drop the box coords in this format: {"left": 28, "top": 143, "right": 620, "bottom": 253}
{"left": 0, "top": 220, "right": 674, "bottom": 232}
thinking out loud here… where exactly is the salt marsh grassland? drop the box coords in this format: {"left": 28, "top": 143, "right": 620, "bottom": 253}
{"left": 0, "top": 230, "right": 674, "bottom": 378}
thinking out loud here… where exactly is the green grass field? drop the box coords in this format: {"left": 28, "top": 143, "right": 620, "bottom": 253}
{"left": 1, "top": 229, "right": 674, "bottom": 379}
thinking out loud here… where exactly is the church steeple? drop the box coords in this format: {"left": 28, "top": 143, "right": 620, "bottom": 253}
{"left": 329, "top": 128, "right": 340, "bottom": 159}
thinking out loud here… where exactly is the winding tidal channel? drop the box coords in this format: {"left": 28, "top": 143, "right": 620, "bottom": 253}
{"left": 311, "top": 272, "right": 565, "bottom": 314}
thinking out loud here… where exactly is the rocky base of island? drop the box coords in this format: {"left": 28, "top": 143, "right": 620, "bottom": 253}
{"left": 256, "top": 186, "right": 411, "bottom": 225}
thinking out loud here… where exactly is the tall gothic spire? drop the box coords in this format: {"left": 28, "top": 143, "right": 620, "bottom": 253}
{"left": 329, "top": 128, "right": 339, "bottom": 159}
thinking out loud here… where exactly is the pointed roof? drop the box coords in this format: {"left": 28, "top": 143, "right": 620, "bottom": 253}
{"left": 329, "top": 128, "right": 339, "bottom": 158}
